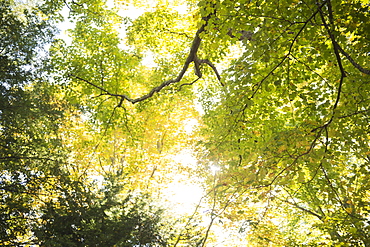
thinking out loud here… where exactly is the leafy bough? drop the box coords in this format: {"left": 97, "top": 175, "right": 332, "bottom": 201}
{"left": 69, "top": 7, "right": 222, "bottom": 106}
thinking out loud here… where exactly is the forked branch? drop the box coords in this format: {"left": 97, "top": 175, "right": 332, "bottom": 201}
{"left": 70, "top": 8, "right": 221, "bottom": 105}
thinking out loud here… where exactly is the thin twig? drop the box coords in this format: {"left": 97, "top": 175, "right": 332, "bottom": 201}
{"left": 338, "top": 108, "right": 370, "bottom": 119}
{"left": 178, "top": 77, "right": 201, "bottom": 91}
{"left": 278, "top": 190, "right": 323, "bottom": 219}
{"left": 249, "top": 0, "right": 328, "bottom": 100}
{"left": 335, "top": 41, "right": 370, "bottom": 75}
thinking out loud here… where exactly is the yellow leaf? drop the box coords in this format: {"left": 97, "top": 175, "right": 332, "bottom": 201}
{"left": 277, "top": 145, "right": 286, "bottom": 153}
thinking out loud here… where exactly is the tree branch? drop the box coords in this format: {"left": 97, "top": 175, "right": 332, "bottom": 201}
{"left": 338, "top": 108, "right": 370, "bottom": 119}
{"left": 69, "top": 11, "right": 221, "bottom": 105}
{"left": 282, "top": 199, "right": 323, "bottom": 220}
{"left": 320, "top": 0, "right": 370, "bottom": 75}
{"left": 334, "top": 42, "right": 370, "bottom": 75}
{"left": 178, "top": 77, "right": 201, "bottom": 91}
{"left": 0, "top": 156, "right": 61, "bottom": 163}
{"left": 249, "top": 0, "right": 328, "bottom": 100}
{"left": 199, "top": 59, "right": 223, "bottom": 86}
{"left": 314, "top": 0, "right": 346, "bottom": 129}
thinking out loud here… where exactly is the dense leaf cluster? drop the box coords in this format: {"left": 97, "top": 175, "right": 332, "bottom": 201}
{"left": 199, "top": 0, "right": 370, "bottom": 245}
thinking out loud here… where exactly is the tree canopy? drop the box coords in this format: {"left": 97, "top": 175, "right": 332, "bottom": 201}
{"left": 1, "top": 0, "right": 370, "bottom": 246}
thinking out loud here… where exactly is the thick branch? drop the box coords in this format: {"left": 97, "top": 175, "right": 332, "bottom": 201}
{"left": 70, "top": 15, "right": 219, "bottom": 105}
{"left": 322, "top": 0, "right": 346, "bottom": 79}
{"left": 315, "top": 0, "right": 345, "bottom": 129}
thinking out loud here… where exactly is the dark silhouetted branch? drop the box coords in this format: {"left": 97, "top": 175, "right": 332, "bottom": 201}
{"left": 70, "top": 10, "right": 222, "bottom": 105}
